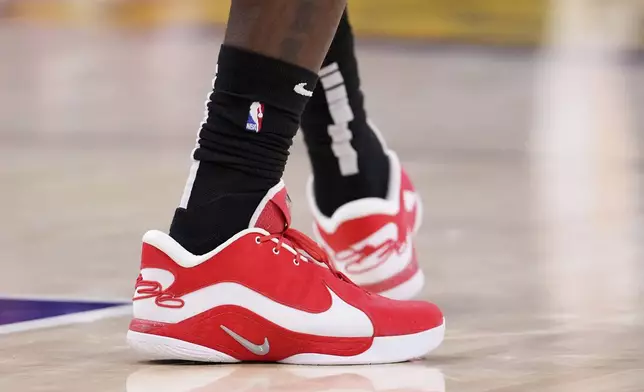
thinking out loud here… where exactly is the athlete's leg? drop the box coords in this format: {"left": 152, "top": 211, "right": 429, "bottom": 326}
{"left": 169, "top": 0, "right": 346, "bottom": 254}
{"left": 300, "top": 11, "right": 389, "bottom": 217}
{"left": 224, "top": 0, "right": 345, "bottom": 70}
{"left": 301, "top": 11, "right": 427, "bottom": 299}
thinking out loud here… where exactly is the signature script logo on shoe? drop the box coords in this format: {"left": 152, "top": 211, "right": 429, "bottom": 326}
{"left": 333, "top": 190, "right": 418, "bottom": 275}
{"left": 335, "top": 230, "right": 412, "bottom": 274}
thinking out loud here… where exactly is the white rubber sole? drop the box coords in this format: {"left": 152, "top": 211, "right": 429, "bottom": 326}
{"left": 378, "top": 269, "right": 425, "bottom": 300}
{"left": 127, "top": 319, "right": 444, "bottom": 365}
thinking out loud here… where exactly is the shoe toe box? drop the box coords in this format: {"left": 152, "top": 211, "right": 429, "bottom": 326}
{"left": 366, "top": 296, "right": 444, "bottom": 337}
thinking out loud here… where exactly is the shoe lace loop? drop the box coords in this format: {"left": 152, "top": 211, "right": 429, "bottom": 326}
{"left": 259, "top": 227, "right": 358, "bottom": 286}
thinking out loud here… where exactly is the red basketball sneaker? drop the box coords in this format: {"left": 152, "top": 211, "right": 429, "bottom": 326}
{"left": 307, "top": 151, "right": 424, "bottom": 300}
{"left": 127, "top": 181, "right": 444, "bottom": 365}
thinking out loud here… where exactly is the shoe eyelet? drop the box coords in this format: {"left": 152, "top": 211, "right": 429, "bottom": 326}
{"left": 272, "top": 248, "right": 280, "bottom": 255}
{"left": 255, "top": 236, "right": 261, "bottom": 244}
{"left": 293, "top": 258, "right": 300, "bottom": 266}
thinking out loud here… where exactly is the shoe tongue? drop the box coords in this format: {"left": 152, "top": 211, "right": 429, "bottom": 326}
{"left": 248, "top": 181, "right": 292, "bottom": 233}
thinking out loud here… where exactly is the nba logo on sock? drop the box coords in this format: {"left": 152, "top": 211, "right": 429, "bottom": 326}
{"left": 246, "top": 102, "right": 264, "bottom": 132}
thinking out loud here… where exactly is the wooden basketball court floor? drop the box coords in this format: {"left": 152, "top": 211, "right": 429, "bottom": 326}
{"left": 1, "top": 19, "right": 643, "bottom": 392}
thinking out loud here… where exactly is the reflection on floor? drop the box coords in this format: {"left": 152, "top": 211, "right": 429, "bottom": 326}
{"left": 126, "top": 363, "right": 445, "bottom": 392}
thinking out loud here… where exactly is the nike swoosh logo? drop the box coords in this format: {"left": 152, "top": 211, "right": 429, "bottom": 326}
{"left": 220, "top": 325, "right": 270, "bottom": 355}
{"left": 137, "top": 282, "right": 373, "bottom": 337}
{"left": 294, "top": 82, "right": 314, "bottom": 97}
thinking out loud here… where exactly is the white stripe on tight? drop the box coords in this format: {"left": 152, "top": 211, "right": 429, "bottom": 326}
{"left": 319, "top": 62, "right": 359, "bottom": 176}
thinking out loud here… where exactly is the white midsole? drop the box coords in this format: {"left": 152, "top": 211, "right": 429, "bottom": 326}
{"left": 127, "top": 319, "right": 445, "bottom": 365}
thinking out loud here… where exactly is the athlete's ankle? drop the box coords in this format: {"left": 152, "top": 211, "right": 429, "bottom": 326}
{"left": 309, "top": 129, "right": 390, "bottom": 217}
{"left": 170, "top": 46, "right": 317, "bottom": 253}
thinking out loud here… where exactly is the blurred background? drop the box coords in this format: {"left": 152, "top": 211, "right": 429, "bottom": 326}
{"left": 1, "top": 1, "right": 643, "bottom": 391}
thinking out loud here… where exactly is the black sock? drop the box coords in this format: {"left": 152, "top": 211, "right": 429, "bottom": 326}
{"left": 301, "top": 11, "right": 389, "bottom": 217}
{"left": 169, "top": 45, "right": 318, "bottom": 255}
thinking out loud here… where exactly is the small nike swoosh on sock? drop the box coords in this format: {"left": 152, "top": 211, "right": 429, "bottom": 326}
{"left": 294, "top": 82, "right": 314, "bottom": 97}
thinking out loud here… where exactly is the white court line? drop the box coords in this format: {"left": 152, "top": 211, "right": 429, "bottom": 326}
{"left": 0, "top": 304, "right": 132, "bottom": 335}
